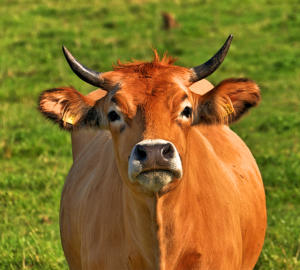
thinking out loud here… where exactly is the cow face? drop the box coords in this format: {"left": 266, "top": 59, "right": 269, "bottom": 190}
{"left": 102, "top": 67, "right": 193, "bottom": 193}
{"left": 39, "top": 37, "right": 261, "bottom": 194}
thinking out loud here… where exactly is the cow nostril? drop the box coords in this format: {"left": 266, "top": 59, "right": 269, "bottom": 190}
{"left": 135, "top": 145, "right": 147, "bottom": 161}
{"left": 162, "top": 143, "right": 174, "bottom": 159}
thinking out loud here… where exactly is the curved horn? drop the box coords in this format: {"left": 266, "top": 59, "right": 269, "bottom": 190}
{"left": 62, "top": 46, "right": 108, "bottom": 89}
{"left": 190, "top": 34, "right": 233, "bottom": 82}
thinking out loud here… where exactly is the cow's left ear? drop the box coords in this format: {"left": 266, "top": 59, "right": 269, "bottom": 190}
{"left": 193, "top": 78, "right": 260, "bottom": 125}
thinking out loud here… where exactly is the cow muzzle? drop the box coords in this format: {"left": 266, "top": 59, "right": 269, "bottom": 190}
{"left": 128, "top": 139, "right": 183, "bottom": 193}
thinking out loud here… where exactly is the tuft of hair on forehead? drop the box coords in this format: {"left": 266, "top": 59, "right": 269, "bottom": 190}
{"left": 112, "top": 50, "right": 177, "bottom": 75}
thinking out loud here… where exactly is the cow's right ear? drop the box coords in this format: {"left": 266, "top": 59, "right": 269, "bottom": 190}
{"left": 38, "top": 87, "right": 107, "bottom": 131}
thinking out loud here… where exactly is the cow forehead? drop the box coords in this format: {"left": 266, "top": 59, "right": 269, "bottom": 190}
{"left": 105, "top": 60, "right": 192, "bottom": 91}
{"left": 113, "top": 69, "right": 190, "bottom": 98}
{"left": 111, "top": 79, "right": 190, "bottom": 116}
{"left": 103, "top": 61, "right": 193, "bottom": 118}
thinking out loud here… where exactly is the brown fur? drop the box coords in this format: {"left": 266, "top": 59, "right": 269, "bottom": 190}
{"left": 39, "top": 52, "right": 266, "bottom": 269}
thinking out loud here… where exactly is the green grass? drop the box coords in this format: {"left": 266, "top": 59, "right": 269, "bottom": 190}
{"left": 1, "top": 0, "right": 299, "bottom": 268}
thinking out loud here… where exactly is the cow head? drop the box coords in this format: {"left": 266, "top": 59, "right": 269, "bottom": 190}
{"left": 39, "top": 35, "right": 260, "bottom": 194}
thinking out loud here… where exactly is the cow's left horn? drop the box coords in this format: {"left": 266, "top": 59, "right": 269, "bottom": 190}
{"left": 62, "top": 46, "right": 109, "bottom": 90}
{"left": 190, "top": 34, "right": 233, "bottom": 82}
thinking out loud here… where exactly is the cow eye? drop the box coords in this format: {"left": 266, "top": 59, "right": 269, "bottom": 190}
{"left": 181, "top": 106, "right": 192, "bottom": 118}
{"left": 107, "top": 110, "right": 120, "bottom": 122}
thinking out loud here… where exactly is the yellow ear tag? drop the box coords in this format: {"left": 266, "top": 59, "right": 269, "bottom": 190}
{"left": 224, "top": 103, "right": 234, "bottom": 115}
{"left": 63, "top": 115, "right": 75, "bottom": 125}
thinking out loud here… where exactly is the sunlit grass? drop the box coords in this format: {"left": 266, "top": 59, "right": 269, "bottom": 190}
{"left": 1, "top": 0, "right": 299, "bottom": 268}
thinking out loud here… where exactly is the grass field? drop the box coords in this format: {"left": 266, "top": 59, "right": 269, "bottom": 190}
{"left": 0, "top": 0, "right": 299, "bottom": 269}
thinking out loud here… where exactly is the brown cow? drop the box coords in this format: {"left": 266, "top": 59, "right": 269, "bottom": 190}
{"left": 39, "top": 35, "right": 267, "bottom": 269}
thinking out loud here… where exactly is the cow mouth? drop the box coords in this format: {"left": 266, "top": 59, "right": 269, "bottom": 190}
{"left": 135, "top": 169, "right": 178, "bottom": 193}
{"left": 138, "top": 168, "right": 181, "bottom": 178}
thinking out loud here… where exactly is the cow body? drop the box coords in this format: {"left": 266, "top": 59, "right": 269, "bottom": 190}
{"left": 60, "top": 124, "right": 265, "bottom": 270}
{"left": 39, "top": 39, "right": 266, "bottom": 269}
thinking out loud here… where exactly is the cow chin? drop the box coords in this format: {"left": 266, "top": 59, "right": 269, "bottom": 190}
{"left": 136, "top": 169, "right": 174, "bottom": 193}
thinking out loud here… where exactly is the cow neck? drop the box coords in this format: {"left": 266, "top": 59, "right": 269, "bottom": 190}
{"left": 122, "top": 178, "right": 196, "bottom": 270}
{"left": 122, "top": 186, "right": 160, "bottom": 270}
{"left": 156, "top": 181, "right": 191, "bottom": 270}
{"left": 155, "top": 145, "right": 202, "bottom": 270}
{"left": 154, "top": 129, "right": 221, "bottom": 269}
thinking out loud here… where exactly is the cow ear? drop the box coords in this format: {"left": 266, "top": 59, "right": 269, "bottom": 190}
{"left": 38, "top": 87, "right": 106, "bottom": 131}
{"left": 193, "top": 78, "right": 260, "bottom": 125}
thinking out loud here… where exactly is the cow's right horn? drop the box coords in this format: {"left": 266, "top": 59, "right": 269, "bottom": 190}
{"left": 62, "top": 46, "right": 110, "bottom": 90}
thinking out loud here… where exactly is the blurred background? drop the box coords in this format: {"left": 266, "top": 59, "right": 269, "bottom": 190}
{"left": 0, "top": 0, "right": 299, "bottom": 269}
